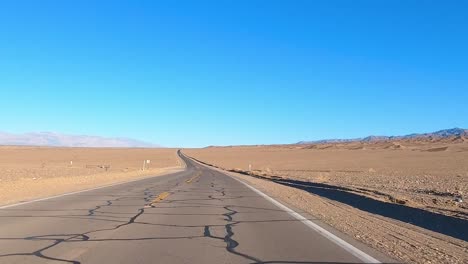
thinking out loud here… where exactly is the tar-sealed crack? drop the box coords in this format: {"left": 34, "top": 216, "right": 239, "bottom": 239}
{"left": 200, "top": 187, "right": 265, "bottom": 263}
{"left": 0, "top": 185, "right": 162, "bottom": 263}
{"left": 0, "top": 160, "right": 298, "bottom": 264}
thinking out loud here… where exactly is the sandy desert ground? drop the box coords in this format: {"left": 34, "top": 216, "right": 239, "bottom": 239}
{"left": 184, "top": 139, "right": 468, "bottom": 264}
{"left": 0, "top": 147, "right": 181, "bottom": 206}
{"left": 1, "top": 142, "right": 466, "bottom": 263}
{"left": 185, "top": 140, "right": 468, "bottom": 218}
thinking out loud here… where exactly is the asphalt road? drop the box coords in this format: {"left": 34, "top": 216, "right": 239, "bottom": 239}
{"left": 0, "top": 151, "right": 389, "bottom": 264}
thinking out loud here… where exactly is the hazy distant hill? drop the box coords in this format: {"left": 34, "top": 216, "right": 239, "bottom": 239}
{"left": 0, "top": 132, "right": 159, "bottom": 148}
{"left": 297, "top": 128, "right": 468, "bottom": 144}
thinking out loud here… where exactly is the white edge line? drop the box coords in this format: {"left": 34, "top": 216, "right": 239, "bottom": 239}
{"left": 184, "top": 155, "right": 381, "bottom": 264}
{"left": 0, "top": 168, "right": 183, "bottom": 210}
{"left": 229, "top": 174, "right": 381, "bottom": 264}
{"left": 165, "top": 152, "right": 382, "bottom": 264}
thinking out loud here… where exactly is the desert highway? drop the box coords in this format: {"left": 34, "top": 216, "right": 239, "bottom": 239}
{"left": 0, "top": 151, "right": 392, "bottom": 264}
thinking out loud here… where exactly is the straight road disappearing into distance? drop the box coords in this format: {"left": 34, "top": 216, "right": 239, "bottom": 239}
{"left": 0, "top": 151, "right": 391, "bottom": 264}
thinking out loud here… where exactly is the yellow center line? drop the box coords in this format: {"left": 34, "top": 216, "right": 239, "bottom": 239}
{"left": 145, "top": 192, "right": 171, "bottom": 207}
{"left": 186, "top": 171, "right": 202, "bottom": 183}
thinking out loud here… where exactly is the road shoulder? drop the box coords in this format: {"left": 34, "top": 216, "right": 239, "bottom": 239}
{"left": 185, "top": 155, "right": 397, "bottom": 264}
{"left": 0, "top": 166, "right": 184, "bottom": 208}
{"left": 185, "top": 155, "right": 467, "bottom": 264}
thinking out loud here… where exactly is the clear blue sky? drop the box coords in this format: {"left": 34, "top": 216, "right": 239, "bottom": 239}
{"left": 1, "top": 1, "right": 467, "bottom": 147}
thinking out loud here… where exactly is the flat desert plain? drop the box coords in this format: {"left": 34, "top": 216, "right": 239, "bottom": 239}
{"left": 0, "top": 147, "right": 181, "bottom": 206}
{"left": 185, "top": 141, "right": 468, "bottom": 217}
{"left": 184, "top": 140, "right": 468, "bottom": 263}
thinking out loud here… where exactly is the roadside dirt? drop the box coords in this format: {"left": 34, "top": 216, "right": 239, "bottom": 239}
{"left": 184, "top": 141, "right": 468, "bottom": 264}
{"left": 185, "top": 142, "right": 468, "bottom": 219}
{"left": 0, "top": 147, "right": 182, "bottom": 206}
{"left": 226, "top": 170, "right": 468, "bottom": 264}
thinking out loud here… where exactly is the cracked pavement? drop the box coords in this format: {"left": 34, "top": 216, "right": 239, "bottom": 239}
{"left": 0, "top": 151, "right": 380, "bottom": 263}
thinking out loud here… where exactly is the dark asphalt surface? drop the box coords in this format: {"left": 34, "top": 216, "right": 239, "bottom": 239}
{"left": 0, "top": 151, "right": 387, "bottom": 263}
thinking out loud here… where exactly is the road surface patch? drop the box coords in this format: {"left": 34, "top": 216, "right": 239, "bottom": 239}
{"left": 186, "top": 172, "right": 201, "bottom": 183}
{"left": 145, "top": 192, "right": 171, "bottom": 207}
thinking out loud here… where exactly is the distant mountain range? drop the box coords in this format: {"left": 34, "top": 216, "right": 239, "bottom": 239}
{"left": 0, "top": 132, "right": 159, "bottom": 148}
{"left": 296, "top": 128, "right": 468, "bottom": 144}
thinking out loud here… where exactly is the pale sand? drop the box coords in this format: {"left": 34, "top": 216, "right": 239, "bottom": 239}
{"left": 184, "top": 141, "right": 468, "bottom": 264}
{"left": 185, "top": 142, "right": 468, "bottom": 217}
{"left": 0, "top": 147, "right": 182, "bottom": 206}
{"left": 226, "top": 169, "right": 467, "bottom": 264}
